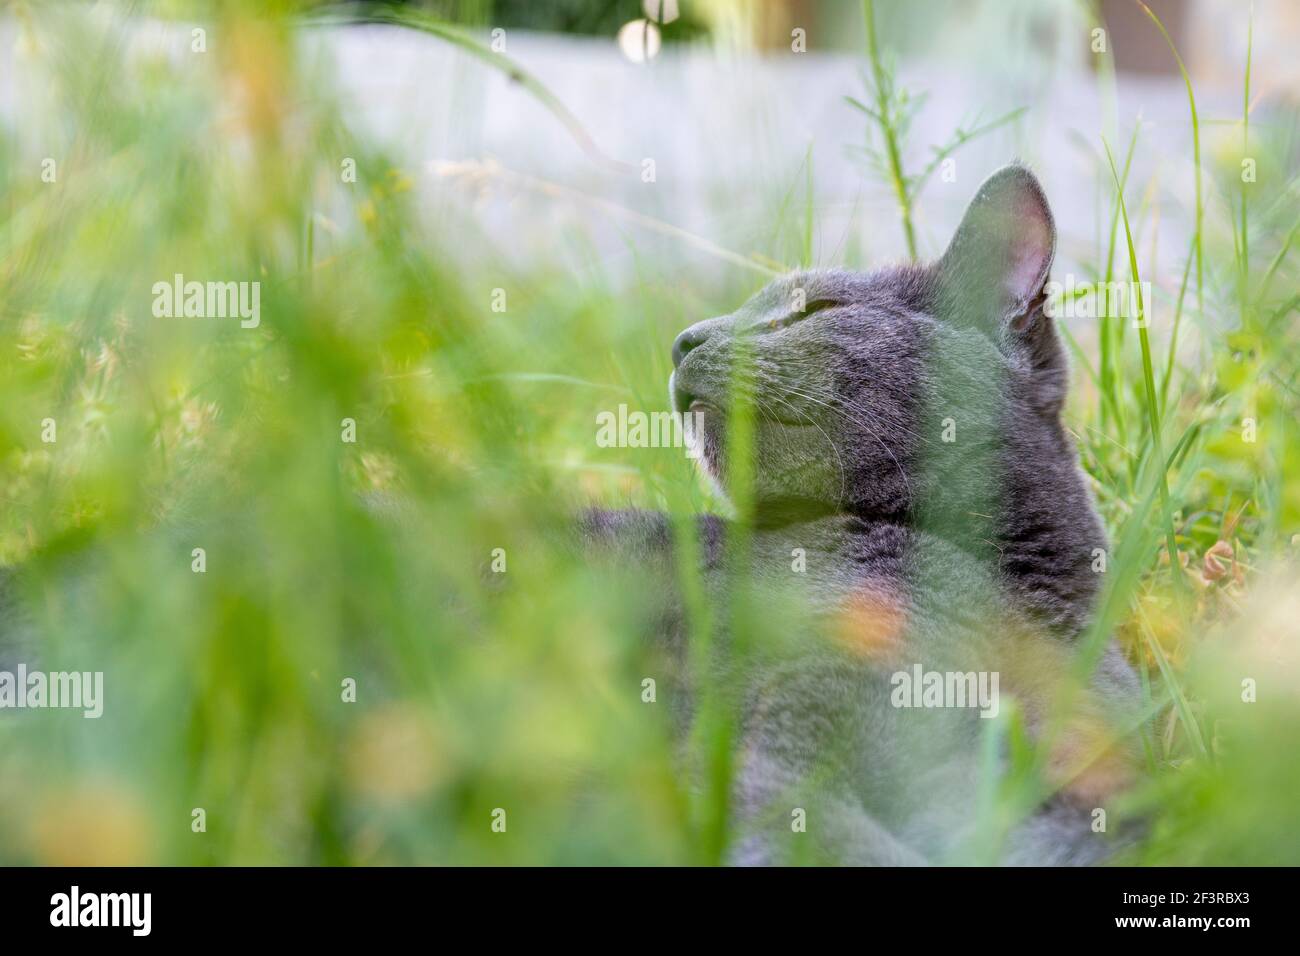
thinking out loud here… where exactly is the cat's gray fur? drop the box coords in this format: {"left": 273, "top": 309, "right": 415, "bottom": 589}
{"left": 582, "top": 165, "right": 1141, "bottom": 865}
{"left": 0, "top": 164, "right": 1139, "bottom": 865}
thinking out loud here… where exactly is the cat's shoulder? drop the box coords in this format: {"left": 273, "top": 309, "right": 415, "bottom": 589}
{"left": 577, "top": 507, "right": 726, "bottom": 566}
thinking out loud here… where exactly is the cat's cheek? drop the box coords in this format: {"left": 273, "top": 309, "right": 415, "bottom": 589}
{"left": 694, "top": 418, "right": 723, "bottom": 474}
{"left": 697, "top": 428, "right": 730, "bottom": 498}
{"left": 702, "top": 438, "right": 723, "bottom": 483}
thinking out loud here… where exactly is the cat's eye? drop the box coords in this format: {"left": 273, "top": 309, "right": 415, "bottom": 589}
{"left": 768, "top": 298, "right": 838, "bottom": 330}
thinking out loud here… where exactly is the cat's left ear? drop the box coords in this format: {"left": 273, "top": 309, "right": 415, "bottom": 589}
{"left": 936, "top": 163, "right": 1055, "bottom": 332}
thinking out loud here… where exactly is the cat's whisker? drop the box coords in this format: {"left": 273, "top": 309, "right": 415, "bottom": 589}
{"left": 802, "top": 381, "right": 931, "bottom": 448}
{"left": 756, "top": 393, "right": 850, "bottom": 506}
{"left": 777, "top": 383, "right": 914, "bottom": 500}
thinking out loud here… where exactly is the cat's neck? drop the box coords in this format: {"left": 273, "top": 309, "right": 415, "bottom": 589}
{"left": 752, "top": 496, "right": 1100, "bottom": 640}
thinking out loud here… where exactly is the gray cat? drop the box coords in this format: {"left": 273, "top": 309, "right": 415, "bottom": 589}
{"left": 582, "top": 164, "right": 1142, "bottom": 865}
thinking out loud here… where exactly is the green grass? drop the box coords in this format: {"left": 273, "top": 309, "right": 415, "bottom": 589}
{"left": 0, "top": 0, "right": 1297, "bottom": 865}
{"left": 851, "top": 0, "right": 1025, "bottom": 261}
{"left": 1101, "top": 136, "right": 1184, "bottom": 604}
{"left": 1137, "top": 0, "right": 1204, "bottom": 317}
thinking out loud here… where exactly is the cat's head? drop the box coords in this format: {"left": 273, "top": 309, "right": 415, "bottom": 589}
{"left": 669, "top": 164, "right": 1074, "bottom": 526}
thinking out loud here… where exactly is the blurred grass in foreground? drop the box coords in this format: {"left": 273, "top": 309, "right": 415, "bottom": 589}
{"left": 0, "top": 0, "right": 1297, "bottom": 864}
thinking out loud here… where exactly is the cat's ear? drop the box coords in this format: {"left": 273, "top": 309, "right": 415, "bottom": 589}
{"left": 936, "top": 164, "right": 1055, "bottom": 331}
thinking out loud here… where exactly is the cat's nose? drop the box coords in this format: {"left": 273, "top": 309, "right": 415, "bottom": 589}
{"left": 672, "top": 326, "right": 710, "bottom": 367}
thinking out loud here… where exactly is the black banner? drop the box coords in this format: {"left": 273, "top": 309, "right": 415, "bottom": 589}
{"left": 0, "top": 866, "right": 1280, "bottom": 940}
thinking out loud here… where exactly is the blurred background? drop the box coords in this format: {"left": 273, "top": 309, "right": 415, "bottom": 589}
{"left": 0, "top": 0, "right": 1297, "bottom": 865}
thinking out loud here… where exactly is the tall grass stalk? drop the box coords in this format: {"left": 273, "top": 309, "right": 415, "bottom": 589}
{"left": 1103, "top": 138, "right": 1186, "bottom": 601}
{"left": 1239, "top": 4, "right": 1254, "bottom": 310}
{"left": 313, "top": 3, "right": 629, "bottom": 173}
{"left": 1136, "top": 0, "right": 1202, "bottom": 315}
{"left": 1159, "top": 237, "right": 1196, "bottom": 417}
{"left": 1098, "top": 122, "right": 1141, "bottom": 448}
{"left": 861, "top": 0, "right": 916, "bottom": 259}
{"left": 852, "top": 1, "right": 1023, "bottom": 262}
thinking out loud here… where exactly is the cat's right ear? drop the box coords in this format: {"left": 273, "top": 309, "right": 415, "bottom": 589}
{"left": 935, "top": 164, "right": 1056, "bottom": 333}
